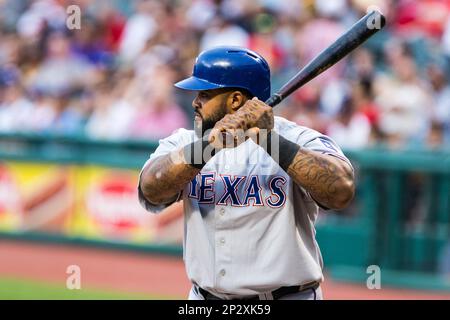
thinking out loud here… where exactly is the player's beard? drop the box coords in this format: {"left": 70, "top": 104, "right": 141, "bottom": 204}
{"left": 194, "top": 104, "right": 228, "bottom": 138}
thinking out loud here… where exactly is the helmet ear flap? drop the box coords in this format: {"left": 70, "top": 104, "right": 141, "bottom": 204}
{"left": 174, "top": 46, "right": 271, "bottom": 102}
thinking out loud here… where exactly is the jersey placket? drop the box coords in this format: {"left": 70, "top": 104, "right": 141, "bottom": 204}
{"left": 214, "top": 200, "right": 234, "bottom": 291}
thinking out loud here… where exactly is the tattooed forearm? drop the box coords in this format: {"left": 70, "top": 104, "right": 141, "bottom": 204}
{"left": 261, "top": 131, "right": 355, "bottom": 210}
{"left": 140, "top": 148, "right": 200, "bottom": 205}
{"left": 287, "top": 149, "right": 355, "bottom": 210}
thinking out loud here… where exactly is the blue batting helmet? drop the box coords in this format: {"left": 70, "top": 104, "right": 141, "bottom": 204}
{"left": 174, "top": 46, "right": 271, "bottom": 101}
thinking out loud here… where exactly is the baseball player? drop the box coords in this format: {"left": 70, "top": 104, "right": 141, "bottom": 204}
{"left": 138, "top": 47, "right": 355, "bottom": 300}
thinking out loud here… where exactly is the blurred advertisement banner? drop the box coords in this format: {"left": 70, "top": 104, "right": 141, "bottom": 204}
{"left": 0, "top": 162, "right": 183, "bottom": 244}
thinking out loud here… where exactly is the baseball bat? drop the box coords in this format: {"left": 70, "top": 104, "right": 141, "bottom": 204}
{"left": 265, "top": 10, "right": 386, "bottom": 107}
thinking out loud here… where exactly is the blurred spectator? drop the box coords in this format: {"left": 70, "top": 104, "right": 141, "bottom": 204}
{"left": 28, "top": 93, "right": 58, "bottom": 132}
{"left": 185, "top": 0, "right": 217, "bottom": 31}
{"left": 0, "top": 82, "right": 34, "bottom": 132}
{"left": 248, "top": 12, "right": 286, "bottom": 73}
{"left": 314, "top": 0, "right": 347, "bottom": 20}
{"left": 28, "top": 30, "right": 95, "bottom": 96}
{"left": 86, "top": 3, "right": 126, "bottom": 53}
{"left": 16, "top": 0, "right": 66, "bottom": 39}
{"left": 0, "top": 0, "right": 447, "bottom": 150}
{"left": 85, "top": 80, "right": 135, "bottom": 140}
{"left": 346, "top": 48, "right": 377, "bottom": 82}
{"left": 427, "top": 64, "right": 450, "bottom": 142}
{"left": 352, "top": 78, "right": 380, "bottom": 127}
{"left": 319, "top": 80, "right": 349, "bottom": 118}
{"left": 442, "top": 18, "right": 450, "bottom": 63}
{"left": 118, "top": 0, "right": 157, "bottom": 63}
{"left": 374, "top": 45, "right": 432, "bottom": 148}
{"left": 70, "top": 16, "right": 115, "bottom": 67}
{"left": 327, "top": 96, "right": 372, "bottom": 149}
{"left": 50, "top": 95, "right": 86, "bottom": 135}
{"left": 295, "top": 5, "right": 346, "bottom": 86}
{"left": 283, "top": 85, "right": 329, "bottom": 134}
{"left": 128, "top": 64, "right": 189, "bottom": 140}
{"left": 200, "top": 16, "right": 250, "bottom": 51}
{"left": 393, "top": 0, "right": 450, "bottom": 39}
{"left": 425, "top": 120, "right": 446, "bottom": 149}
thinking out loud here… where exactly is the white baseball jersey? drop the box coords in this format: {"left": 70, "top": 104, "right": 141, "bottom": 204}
{"left": 138, "top": 116, "right": 353, "bottom": 299}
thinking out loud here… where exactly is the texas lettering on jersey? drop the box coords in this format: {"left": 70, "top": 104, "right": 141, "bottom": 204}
{"left": 188, "top": 173, "right": 287, "bottom": 208}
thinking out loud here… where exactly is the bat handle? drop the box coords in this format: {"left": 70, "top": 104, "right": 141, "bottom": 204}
{"left": 265, "top": 94, "right": 282, "bottom": 108}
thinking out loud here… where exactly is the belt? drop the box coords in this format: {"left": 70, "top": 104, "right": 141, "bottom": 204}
{"left": 195, "top": 281, "right": 320, "bottom": 300}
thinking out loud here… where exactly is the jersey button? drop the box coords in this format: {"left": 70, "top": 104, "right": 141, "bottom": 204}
{"left": 220, "top": 269, "right": 226, "bottom": 276}
{"left": 220, "top": 238, "right": 225, "bottom": 245}
{"left": 219, "top": 208, "right": 225, "bottom": 216}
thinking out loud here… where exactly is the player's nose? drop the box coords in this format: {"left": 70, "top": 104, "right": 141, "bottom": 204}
{"left": 192, "top": 95, "right": 201, "bottom": 109}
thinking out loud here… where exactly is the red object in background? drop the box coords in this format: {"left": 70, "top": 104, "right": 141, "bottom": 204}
{"left": 103, "top": 11, "right": 126, "bottom": 52}
{"left": 359, "top": 102, "right": 380, "bottom": 126}
{"left": 248, "top": 34, "right": 285, "bottom": 71}
{"left": 100, "top": 181, "right": 136, "bottom": 229}
{"left": 293, "top": 86, "right": 320, "bottom": 105}
{"left": 86, "top": 176, "right": 148, "bottom": 232}
{"left": 85, "top": 174, "right": 182, "bottom": 242}
{"left": 394, "top": 0, "right": 450, "bottom": 38}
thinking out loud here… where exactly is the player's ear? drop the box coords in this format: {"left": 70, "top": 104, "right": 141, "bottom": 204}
{"left": 228, "top": 91, "right": 247, "bottom": 112}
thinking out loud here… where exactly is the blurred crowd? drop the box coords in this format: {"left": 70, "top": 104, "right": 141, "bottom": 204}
{"left": 0, "top": 0, "right": 450, "bottom": 150}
